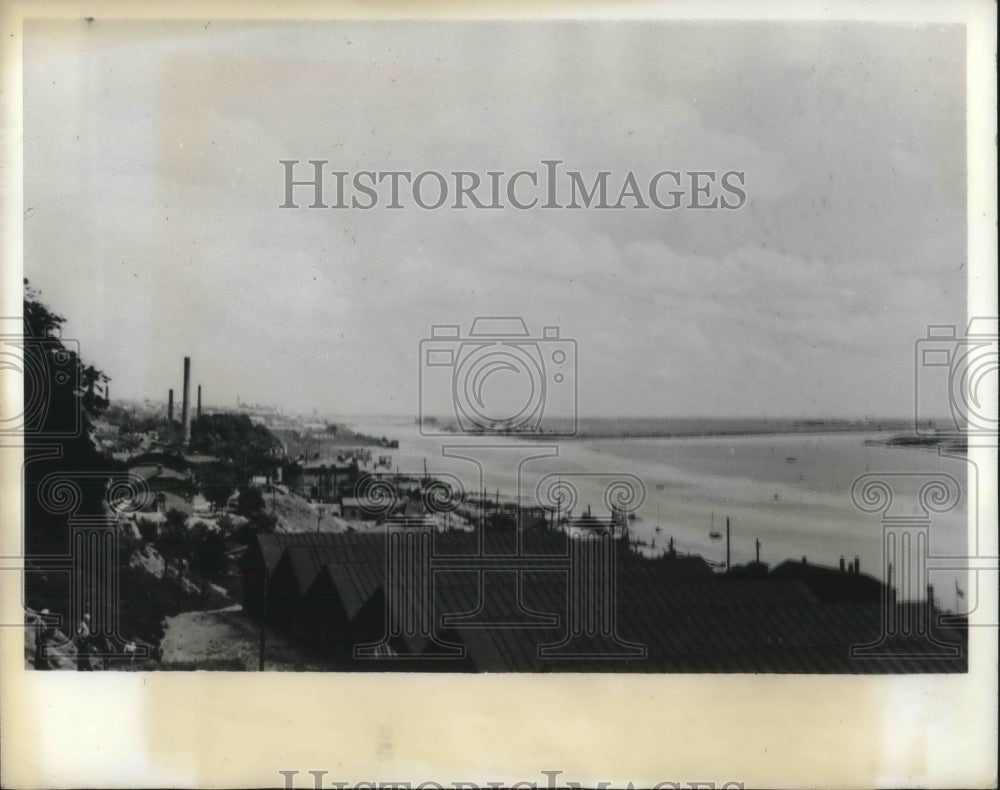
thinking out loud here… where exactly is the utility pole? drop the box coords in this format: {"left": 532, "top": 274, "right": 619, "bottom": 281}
{"left": 726, "top": 517, "right": 731, "bottom": 572}
{"left": 258, "top": 574, "right": 268, "bottom": 671}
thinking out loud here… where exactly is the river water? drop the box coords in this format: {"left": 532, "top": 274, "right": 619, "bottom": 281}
{"left": 348, "top": 418, "right": 970, "bottom": 609}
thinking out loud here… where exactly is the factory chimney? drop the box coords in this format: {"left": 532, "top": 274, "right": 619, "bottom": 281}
{"left": 168, "top": 389, "right": 174, "bottom": 425}
{"left": 181, "top": 357, "right": 191, "bottom": 445}
{"left": 197, "top": 385, "right": 202, "bottom": 420}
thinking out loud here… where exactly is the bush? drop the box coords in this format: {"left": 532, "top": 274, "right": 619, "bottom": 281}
{"left": 189, "top": 523, "right": 228, "bottom": 596}
{"left": 251, "top": 511, "right": 278, "bottom": 534}
{"left": 237, "top": 486, "right": 266, "bottom": 518}
{"left": 137, "top": 518, "right": 158, "bottom": 544}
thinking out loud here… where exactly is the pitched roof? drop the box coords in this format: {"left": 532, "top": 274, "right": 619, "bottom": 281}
{"left": 771, "top": 559, "right": 885, "bottom": 604}
{"left": 255, "top": 533, "right": 287, "bottom": 576}
{"left": 257, "top": 531, "right": 387, "bottom": 618}
{"left": 250, "top": 531, "right": 967, "bottom": 672}
{"left": 284, "top": 546, "right": 329, "bottom": 596}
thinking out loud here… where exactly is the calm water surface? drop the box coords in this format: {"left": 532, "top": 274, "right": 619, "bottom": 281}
{"left": 350, "top": 419, "right": 970, "bottom": 608}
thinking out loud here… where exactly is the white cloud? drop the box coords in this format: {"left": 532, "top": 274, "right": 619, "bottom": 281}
{"left": 24, "top": 21, "right": 966, "bottom": 418}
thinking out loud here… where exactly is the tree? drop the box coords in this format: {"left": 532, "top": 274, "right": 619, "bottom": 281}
{"left": 23, "top": 280, "right": 110, "bottom": 419}
{"left": 252, "top": 511, "right": 278, "bottom": 534}
{"left": 205, "top": 484, "right": 233, "bottom": 514}
{"left": 237, "top": 486, "right": 266, "bottom": 518}
{"left": 217, "top": 513, "right": 235, "bottom": 535}
{"left": 188, "top": 412, "right": 282, "bottom": 461}
{"left": 200, "top": 462, "right": 239, "bottom": 513}
{"left": 155, "top": 509, "right": 189, "bottom": 611}
{"left": 189, "top": 523, "right": 228, "bottom": 598}
{"left": 116, "top": 526, "right": 141, "bottom": 570}
{"left": 137, "top": 518, "right": 158, "bottom": 544}
{"left": 23, "top": 281, "right": 112, "bottom": 617}
{"left": 226, "top": 510, "right": 277, "bottom": 546}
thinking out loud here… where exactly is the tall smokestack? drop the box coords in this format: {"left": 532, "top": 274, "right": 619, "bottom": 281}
{"left": 181, "top": 357, "right": 191, "bottom": 445}
{"left": 168, "top": 389, "right": 174, "bottom": 424}
{"left": 197, "top": 385, "right": 202, "bottom": 419}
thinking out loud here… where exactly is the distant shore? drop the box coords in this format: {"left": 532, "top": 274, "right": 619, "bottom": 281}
{"left": 420, "top": 416, "right": 935, "bottom": 441}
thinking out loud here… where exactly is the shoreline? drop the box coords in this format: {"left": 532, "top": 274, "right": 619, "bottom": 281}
{"left": 394, "top": 425, "right": 931, "bottom": 442}
{"left": 348, "top": 415, "right": 940, "bottom": 443}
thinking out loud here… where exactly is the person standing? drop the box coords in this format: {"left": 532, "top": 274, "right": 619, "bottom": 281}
{"left": 32, "top": 609, "right": 54, "bottom": 669}
{"left": 74, "top": 612, "right": 92, "bottom": 671}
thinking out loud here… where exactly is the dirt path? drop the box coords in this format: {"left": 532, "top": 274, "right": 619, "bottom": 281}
{"left": 159, "top": 605, "right": 338, "bottom": 670}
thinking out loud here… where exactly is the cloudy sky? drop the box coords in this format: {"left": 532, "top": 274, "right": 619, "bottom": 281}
{"left": 23, "top": 20, "right": 966, "bottom": 419}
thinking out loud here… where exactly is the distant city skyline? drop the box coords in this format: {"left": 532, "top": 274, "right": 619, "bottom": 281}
{"left": 24, "top": 21, "right": 966, "bottom": 419}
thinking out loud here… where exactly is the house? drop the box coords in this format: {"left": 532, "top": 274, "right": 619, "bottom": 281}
{"left": 297, "top": 463, "right": 354, "bottom": 502}
{"left": 339, "top": 497, "right": 372, "bottom": 522}
{"left": 127, "top": 459, "right": 195, "bottom": 513}
{"left": 770, "top": 557, "right": 884, "bottom": 604}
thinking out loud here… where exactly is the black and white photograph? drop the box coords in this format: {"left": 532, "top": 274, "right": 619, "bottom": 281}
{"left": 1, "top": 3, "right": 996, "bottom": 788}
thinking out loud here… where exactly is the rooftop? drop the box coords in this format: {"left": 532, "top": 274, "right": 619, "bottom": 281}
{"left": 244, "top": 531, "right": 967, "bottom": 673}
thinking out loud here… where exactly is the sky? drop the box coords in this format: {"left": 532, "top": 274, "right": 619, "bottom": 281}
{"left": 23, "top": 20, "right": 967, "bottom": 420}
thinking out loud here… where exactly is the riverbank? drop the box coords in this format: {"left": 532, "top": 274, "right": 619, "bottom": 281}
{"left": 416, "top": 416, "right": 932, "bottom": 440}
{"left": 344, "top": 419, "right": 970, "bottom": 613}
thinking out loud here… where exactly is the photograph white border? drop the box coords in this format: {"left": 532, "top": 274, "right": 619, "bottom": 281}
{"left": 1, "top": 2, "right": 996, "bottom": 788}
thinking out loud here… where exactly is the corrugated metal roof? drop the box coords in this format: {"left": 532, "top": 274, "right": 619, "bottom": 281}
{"left": 256, "top": 534, "right": 285, "bottom": 576}
{"left": 251, "top": 531, "right": 967, "bottom": 672}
